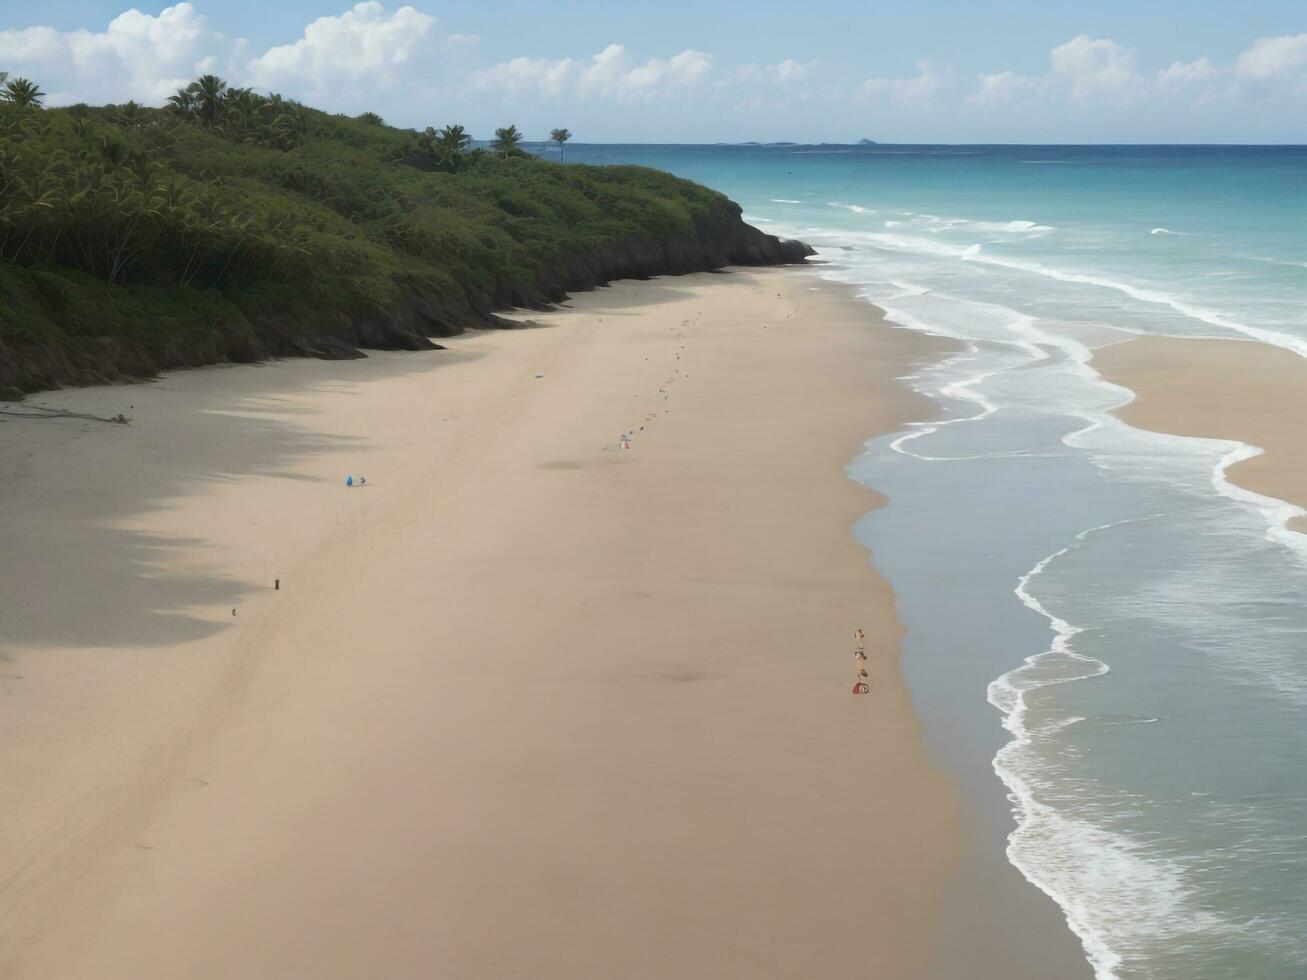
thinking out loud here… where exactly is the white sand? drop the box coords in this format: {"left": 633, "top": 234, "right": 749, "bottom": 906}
{"left": 1, "top": 268, "right": 958, "bottom": 979}
{"left": 1097, "top": 336, "right": 1307, "bottom": 533}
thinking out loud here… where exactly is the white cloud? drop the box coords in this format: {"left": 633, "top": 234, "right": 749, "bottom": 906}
{"left": 469, "top": 56, "right": 577, "bottom": 101}
{"left": 575, "top": 44, "right": 713, "bottom": 103}
{"left": 857, "top": 60, "right": 945, "bottom": 109}
{"left": 727, "top": 59, "right": 809, "bottom": 90}
{"left": 470, "top": 44, "right": 714, "bottom": 106}
{"left": 1050, "top": 35, "right": 1138, "bottom": 103}
{"left": 768, "top": 59, "right": 807, "bottom": 86}
{"left": 968, "top": 37, "right": 1242, "bottom": 113}
{"left": 0, "top": 3, "right": 245, "bottom": 104}
{"left": 1157, "top": 57, "right": 1217, "bottom": 88}
{"left": 968, "top": 70, "right": 1037, "bottom": 105}
{"left": 1235, "top": 33, "right": 1307, "bottom": 79}
{"left": 1, "top": 6, "right": 1303, "bottom": 139}
{"left": 246, "top": 2, "right": 436, "bottom": 96}
{"left": 0, "top": 1, "right": 436, "bottom": 111}
{"left": 724, "top": 60, "right": 814, "bottom": 113}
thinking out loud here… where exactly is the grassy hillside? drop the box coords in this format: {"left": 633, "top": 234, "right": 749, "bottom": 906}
{"left": 0, "top": 79, "right": 808, "bottom": 397}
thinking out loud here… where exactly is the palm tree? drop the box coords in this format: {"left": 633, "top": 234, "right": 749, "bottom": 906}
{"left": 438, "top": 124, "right": 471, "bottom": 167}
{"left": 438, "top": 124, "right": 472, "bottom": 153}
{"left": 167, "top": 87, "right": 196, "bottom": 118}
{"left": 223, "top": 87, "right": 268, "bottom": 136}
{"left": 491, "top": 125, "right": 524, "bottom": 157}
{"left": 550, "top": 128, "right": 572, "bottom": 161}
{"left": 114, "top": 100, "right": 144, "bottom": 127}
{"left": 188, "top": 74, "right": 227, "bottom": 126}
{"left": 266, "top": 112, "right": 302, "bottom": 150}
{"left": 3, "top": 77, "right": 45, "bottom": 110}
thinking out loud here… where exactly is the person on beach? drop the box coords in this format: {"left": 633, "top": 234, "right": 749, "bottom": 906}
{"left": 852, "top": 627, "right": 869, "bottom": 694}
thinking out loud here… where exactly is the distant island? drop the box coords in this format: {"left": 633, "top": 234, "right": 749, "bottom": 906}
{"left": 737, "top": 141, "right": 878, "bottom": 147}
{"left": 0, "top": 76, "right": 809, "bottom": 397}
{"left": 736, "top": 140, "right": 875, "bottom": 147}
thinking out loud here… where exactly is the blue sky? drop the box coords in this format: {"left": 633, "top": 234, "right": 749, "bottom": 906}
{"left": 2, "top": 1, "right": 1305, "bottom": 142}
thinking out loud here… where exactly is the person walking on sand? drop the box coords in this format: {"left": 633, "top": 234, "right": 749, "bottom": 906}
{"left": 852, "top": 627, "right": 869, "bottom": 694}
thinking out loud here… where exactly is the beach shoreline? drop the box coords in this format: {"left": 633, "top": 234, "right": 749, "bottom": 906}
{"left": 2, "top": 268, "right": 969, "bottom": 979}
{"left": 1095, "top": 335, "right": 1307, "bottom": 534}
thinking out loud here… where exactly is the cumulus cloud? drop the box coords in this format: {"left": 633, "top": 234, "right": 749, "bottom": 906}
{"left": 969, "top": 36, "right": 1240, "bottom": 108}
{"left": 246, "top": 2, "right": 436, "bottom": 97}
{"left": 470, "top": 43, "right": 714, "bottom": 105}
{"left": 856, "top": 60, "right": 946, "bottom": 108}
{"left": 0, "top": 3, "right": 244, "bottom": 104}
{"left": 1157, "top": 57, "right": 1217, "bottom": 88}
{"left": 720, "top": 59, "right": 815, "bottom": 113}
{"left": 2, "top": 5, "right": 1304, "bottom": 137}
{"left": 1050, "top": 34, "right": 1137, "bottom": 103}
{"left": 968, "top": 70, "right": 1040, "bottom": 106}
{"left": 468, "top": 56, "right": 577, "bottom": 101}
{"left": 576, "top": 44, "right": 712, "bottom": 103}
{"left": 1235, "top": 33, "right": 1307, "bottom": 79}
{"left": 0, "top": 1, "right": 436, "bottom": 111}
{"left": 768, "top": 59, "right": 807, "bottom": 86}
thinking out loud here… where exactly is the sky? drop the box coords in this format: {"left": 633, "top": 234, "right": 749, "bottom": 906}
{"left": 1, "top": 0, "right": 1304, "bottom": 143}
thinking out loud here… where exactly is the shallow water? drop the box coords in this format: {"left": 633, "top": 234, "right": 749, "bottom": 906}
{"left": 569, "top": 144, "right": 1307, "bottom": 979}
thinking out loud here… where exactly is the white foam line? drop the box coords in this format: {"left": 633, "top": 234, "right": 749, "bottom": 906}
{"left": 826, "top": 201, "right": 874, "bottom": 213}
{"left": 1211, "top": 444, "right": 1307, "bottom": 561}
{"left": 1073, "top": 361, "right": 1307, "bottom": 565}
{"left": 888, "top": 342, "right": 1004, "bottom": 460}
{"left": 795, "top": 234, "right": 1307, "bottom": 977}
{"left": 804, "top": 226, "right": 1307, "bottom": 359}
{"left": 930, "top": 293, "right": 1307, "bottom": 568}
{"left": 990, "top": 513, "right": 1192, "bottom": 980}
{"left": 973, "top": 252, "right": 1307, "bottom": 358}
{"left": 805, "top": 242, "right": 1307, "bottom": 564}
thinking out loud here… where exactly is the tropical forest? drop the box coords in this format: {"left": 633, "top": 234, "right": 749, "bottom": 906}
{"left": 0, "top": 73, "right": 805, "bottom": 397}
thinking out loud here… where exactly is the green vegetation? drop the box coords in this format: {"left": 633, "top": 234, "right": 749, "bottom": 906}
{"left": 490, "top": 125, "right": 525, "bottom": 157}
{"left": 0, "top": 75, "right": 806, "bottom": 397}
{"left": 550, "top": 128, "right": 572, "bottom": 161}
{"left": 3, "top": 76, "right": 45, "bottom": 110}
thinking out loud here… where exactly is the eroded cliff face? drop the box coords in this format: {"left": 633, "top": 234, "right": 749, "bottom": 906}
{"left": 1, "top": 218, "right": 809, "bottom": 399}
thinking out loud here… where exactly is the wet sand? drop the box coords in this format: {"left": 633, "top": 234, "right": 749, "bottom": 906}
{"left": 1096, "top": 335, "right": 1307, "bottom": 533}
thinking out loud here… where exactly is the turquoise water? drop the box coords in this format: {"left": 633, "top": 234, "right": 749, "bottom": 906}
{"left": 569, "top": 145, "right": 1307, "bottom": 979}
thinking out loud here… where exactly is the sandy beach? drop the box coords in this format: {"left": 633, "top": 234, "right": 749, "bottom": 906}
{"left": 1096, "top": 336, "right": 1307, "bottom": 532}
{"left": 1, "top": 268, "right": 961, "bottom": 979}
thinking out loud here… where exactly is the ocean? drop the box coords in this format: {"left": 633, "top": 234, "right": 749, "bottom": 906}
{"left": 565, "top": 143, "right": 1307, "bottom": 979}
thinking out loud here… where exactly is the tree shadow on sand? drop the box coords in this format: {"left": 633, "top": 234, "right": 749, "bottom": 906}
{"left": 0, "top": 348, "right": 456, "bottom": 659}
